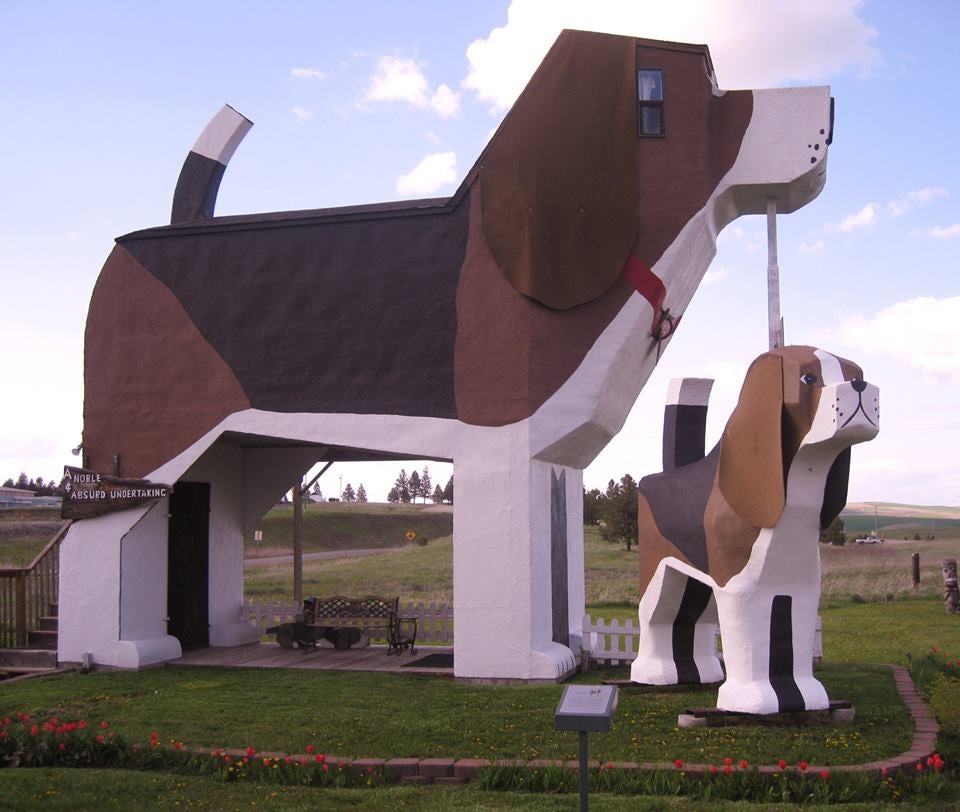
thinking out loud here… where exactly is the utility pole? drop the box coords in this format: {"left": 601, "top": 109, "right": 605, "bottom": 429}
{"left": 292, "top": 479, "right": 303, "bottom": 605}
{"left": 292, "top": 461, "right": 334, "bottom": 606}
{"left": 767, "top": 198, "right": 784, "bottom": 350}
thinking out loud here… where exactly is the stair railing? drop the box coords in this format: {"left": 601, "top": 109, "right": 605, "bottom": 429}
{"left": 0, "top": 521, "right": 69, "bottom": 648}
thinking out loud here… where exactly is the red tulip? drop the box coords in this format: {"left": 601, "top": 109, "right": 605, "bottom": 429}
{"left": 778, "top": 759, "right": 787, "bottom": 770}
{"left": 674, "top": 758, "right": 684, "bottom": 769}
{"left": 820, "top": 770, "right": 829, "bottom": 780}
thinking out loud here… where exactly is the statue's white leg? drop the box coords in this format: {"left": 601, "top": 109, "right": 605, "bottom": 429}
{"left": 631, "top": 563, "right": 721, "bottom": 684}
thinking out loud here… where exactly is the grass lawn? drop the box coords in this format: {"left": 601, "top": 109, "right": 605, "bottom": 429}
{"left": 0, "top": 660, "right": 911, "bottom": 766}
{"left": 5, "top": 768, "right": 916, "bottom": 811}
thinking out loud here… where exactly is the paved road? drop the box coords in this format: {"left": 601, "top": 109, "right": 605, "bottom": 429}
{"left": 244, "top": 547, "right": 399, "bottom": 569}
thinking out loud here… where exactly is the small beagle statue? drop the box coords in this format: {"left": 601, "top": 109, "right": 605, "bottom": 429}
{"left": 631, "top": 346, "right": 879, "bottom": 713}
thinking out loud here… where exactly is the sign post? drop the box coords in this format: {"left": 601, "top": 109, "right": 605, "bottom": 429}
{"left": 555, "top": 685, "right": 619, "bottom": 811}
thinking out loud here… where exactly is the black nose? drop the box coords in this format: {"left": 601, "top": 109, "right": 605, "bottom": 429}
{"left": 851, "top": 379, "right": 867, "bottom": 392}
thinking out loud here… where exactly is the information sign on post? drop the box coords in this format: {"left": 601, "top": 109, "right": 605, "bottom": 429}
{"left": 555, "top": 685, "right": 619, "bottom": 810}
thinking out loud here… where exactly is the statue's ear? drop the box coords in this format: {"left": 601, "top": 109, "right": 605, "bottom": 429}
{"left": 820, "top": 448, "right": 851, "bottom": 530}
{"left": 718, "top": 354, "right": 786, "bottom": 528}
{"left": 479, "top": 30, "right": 639, "bottom": 310}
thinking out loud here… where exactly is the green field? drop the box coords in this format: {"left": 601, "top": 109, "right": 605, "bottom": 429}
{"left": 245, "top": 501, "right": 453, "bottom": 557}
{"left": 4, "top": 502, "right": 960, "bottom": 807}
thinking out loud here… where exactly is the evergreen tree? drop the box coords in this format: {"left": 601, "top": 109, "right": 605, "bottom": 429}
{"left": 394, "top": 469, "right": 410, "bottom": 503}
{"left": 820, "top": 516, "right": 847, "bottom": 546}
{"left": 409, "top": 471, "right": 421, "bottom": 503}
{"left": 420, "top": 466, "right": 432, "bottom": 503}
{"left": 387, "top": 486, "right": 400, "bottom": 503}
{"left": 442, "top": 475, "right": 454, "bottom": 504}
{"left": 583, "top": 487, "right": 603, "bottom": 525}
{"left": 599, "top": 474, "right": 638, "bottom": 551}
{"left": 342, "top": 483, "right": 356, "bottom": 502}
{"left": 356, "top": 484, "right": 368, "bottom": 503}
{"left": 432, "top": 484, "right": 444, "bottom": 504}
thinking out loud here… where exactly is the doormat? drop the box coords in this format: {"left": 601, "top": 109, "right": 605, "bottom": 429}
{"left": 402, "top": 652, "right": 454, "bottom": 669}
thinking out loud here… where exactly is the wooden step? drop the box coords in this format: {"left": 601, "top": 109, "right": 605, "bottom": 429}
{"left": 0, "top": 648, "right": 57, "bottom": 669}
{"left": 0, "top": 665, "right": 58, "bottom": 676}
{"left": 27, "top": 630, "right": 58, "bottom": 650}
{"left": 38, "top": 616, "right": 58, "bottom": 632}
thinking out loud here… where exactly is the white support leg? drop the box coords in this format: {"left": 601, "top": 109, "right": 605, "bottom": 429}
{"left": 452, "top": 428, "right": 580, "bottom": 680}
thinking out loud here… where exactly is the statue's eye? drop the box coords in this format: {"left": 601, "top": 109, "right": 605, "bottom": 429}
{"left": 802, "top": 373, "right": 818, "bottom": 385}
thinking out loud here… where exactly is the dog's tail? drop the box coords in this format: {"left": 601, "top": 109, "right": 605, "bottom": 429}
{"left": 171, "top": 105, "right": 253, "bottom": 224}
{"left": 662, "top": 378, "right": 713, "bottom": 471}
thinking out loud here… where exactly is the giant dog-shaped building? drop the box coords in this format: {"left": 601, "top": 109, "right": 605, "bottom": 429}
{"left": 60, "top": 31, "right": 835, "bottom": 678}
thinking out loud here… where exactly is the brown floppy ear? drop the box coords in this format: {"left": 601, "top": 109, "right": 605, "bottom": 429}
{"left": 718, "top": 354, "right": 786, "bottom": 528}
{"left": 479, "top": 30, "right": 639, "bottom": 310}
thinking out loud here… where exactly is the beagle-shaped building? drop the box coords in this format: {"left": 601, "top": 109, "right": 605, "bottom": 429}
{"left": 60, "top": 31, "right": 835, "bottom": 679}
{"left": 632, "top": 347, "right": 879, "bottom": 713}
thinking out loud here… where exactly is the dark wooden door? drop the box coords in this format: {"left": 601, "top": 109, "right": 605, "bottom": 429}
{"left": 167, "top": 481, "right": 210, "bottom": 650}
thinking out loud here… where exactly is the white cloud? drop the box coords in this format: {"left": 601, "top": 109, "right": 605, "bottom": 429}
{"left": 366, "top": 57, "right": 459, "bottom": 118}
{"left": 367, "top": 56, "right": 431, "bottom": 105}
{"left": 430, "top": 83, "right": 460, "bottom": 119}
{"left": 837, "top": 295, "right": 960, "bottom": 381}
{"left": 290, "top": 67, "right": 326, "bottom": 80}
{"left": 886, "top": 186, "right": 947, "bottom": 217}
{"left": 702, "top": 268, "right": 728, "bottom": 284}
{"left": 289, "top": 107, "right": 313, "bottom": 123}
{"left": 463, "top": 0, "right": 879, "bottom": 111}
{"left": 798, "top": 239, "right": 825, "bottom": 254}
{"left": 828, "top": 202, "right": 877, "bottom": 232}
{"left": 396, "top": 151, "right": 458, "bottom": 196}
{"left": 915, "top": 224, "right": 960, "bottom": 240}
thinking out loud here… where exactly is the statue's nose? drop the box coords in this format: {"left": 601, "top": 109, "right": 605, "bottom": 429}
{"left": 852, "top": 379, "right": 867, "bottom": 393}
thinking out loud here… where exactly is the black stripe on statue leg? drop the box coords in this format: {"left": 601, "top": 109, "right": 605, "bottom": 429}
{"left": 769, "top": 595, "right": 805, "bottom": 711}
{"left": 672, "top": 578, "right": 713, "bottom": 683}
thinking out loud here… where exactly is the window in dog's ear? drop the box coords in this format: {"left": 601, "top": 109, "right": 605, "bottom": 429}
{"left": 718, "top": 354, "right": 787, "bottom": 529}
{"left": 637, "top": 69, "right": 665, "bottom": 136}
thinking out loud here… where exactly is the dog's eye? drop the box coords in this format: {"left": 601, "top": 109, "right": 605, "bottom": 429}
{"left": 801, "top": 373, "right": 818, "bottom": 385}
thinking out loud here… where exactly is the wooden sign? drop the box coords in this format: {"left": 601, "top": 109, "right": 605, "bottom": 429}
{"left": 61, "top": 466, "right": 171, "bottom": 520}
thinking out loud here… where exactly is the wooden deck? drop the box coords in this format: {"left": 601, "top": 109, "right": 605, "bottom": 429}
{"left": 172, "top": 642, "right": 454, "bottom": 677}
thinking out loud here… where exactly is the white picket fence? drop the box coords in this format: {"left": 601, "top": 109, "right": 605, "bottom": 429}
{"left": 581, "top": 613, "right": 823, "bottom": 667}
{"left": 243, "top": 599, "right": 454, "bottom": 645}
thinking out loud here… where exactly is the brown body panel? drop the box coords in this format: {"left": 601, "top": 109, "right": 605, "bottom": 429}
{"left": 83, "top": 245, "right": 250, "bottom": 477}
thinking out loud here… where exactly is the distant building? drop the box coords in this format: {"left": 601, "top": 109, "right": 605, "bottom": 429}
{"left": 0, "top": 486, "right": 37, "bottom": 505}
{"left": 0, "top": 487, "right": 61, "bottom": 507}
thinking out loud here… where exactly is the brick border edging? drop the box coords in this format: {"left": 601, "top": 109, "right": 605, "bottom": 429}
{"left": 195, "top": 664, "right": 939, "bottom": 785}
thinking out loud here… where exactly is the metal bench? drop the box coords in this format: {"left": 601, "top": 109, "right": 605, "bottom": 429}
{"left": 268, "top": 595, "right": 416, "bottom": 655}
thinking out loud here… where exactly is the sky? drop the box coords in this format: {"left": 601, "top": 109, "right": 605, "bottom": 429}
{"left": 1, "top": 0, "right": 958, "bottom": 506}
